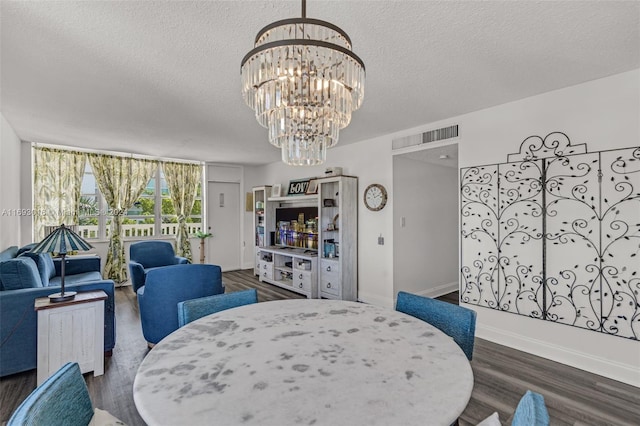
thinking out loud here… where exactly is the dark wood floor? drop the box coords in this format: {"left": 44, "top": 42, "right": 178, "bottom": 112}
{"left": 1, "top": 270, "right": 639, "bottom": 425}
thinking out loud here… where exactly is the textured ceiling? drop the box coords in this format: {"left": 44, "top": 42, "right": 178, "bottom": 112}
{"left": 1, "top": 1, "right": 638, "bottom": 165}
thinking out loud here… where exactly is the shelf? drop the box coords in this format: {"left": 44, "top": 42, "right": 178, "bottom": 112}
{"left": 275, "top": 278, "right": 293, "bottom": 286}
{"left": 268, "top": 194, "right": 317, "bottom": 203}
{"left": 259, "top": 246, "right": 318, "bottom": 259}
{"left": 256, "top": 176, "right": 356, "bottom": 301}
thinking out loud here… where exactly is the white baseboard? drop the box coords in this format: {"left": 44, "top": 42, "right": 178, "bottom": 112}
{"left": 477, "top": 324, "right": 640, "bottom": 388}
{"left": 357, "top": 291, "right": 394, "bottom": 308}
{"left": 414, "top": 281, "right": 459, "bottom": 299}
{"left": 358, "top": 282, "right": 459, "bottom": 308}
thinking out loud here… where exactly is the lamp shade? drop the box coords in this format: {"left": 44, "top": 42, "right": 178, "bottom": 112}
{"left": 30, "top": 224, "right": 93, "bottom": 302}
{"left": 31, "top": 224, "right": 93, "bottom": 255}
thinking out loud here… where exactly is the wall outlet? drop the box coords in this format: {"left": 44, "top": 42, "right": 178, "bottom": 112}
{"left": 378, "top": 235, "right": 384, "bottom": 245}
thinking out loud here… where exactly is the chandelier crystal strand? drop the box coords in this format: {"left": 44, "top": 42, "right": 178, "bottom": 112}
{"left": 241, "top": 1, "right": 365, "bottom": 166}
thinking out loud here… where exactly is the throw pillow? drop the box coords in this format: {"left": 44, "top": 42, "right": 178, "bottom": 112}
{"left": 20, "top": 252, "right": 56, "bottom": 286}
{"left": 0, "top": 257, "right": 43, "bottom": 290}
{"left": 0, "top": 246, "right": 19, "bottom": 262}
{"left": 16, "top": 243, "right": 37, "bottom": 256}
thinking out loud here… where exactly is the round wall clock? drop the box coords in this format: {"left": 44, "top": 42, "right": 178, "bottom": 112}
{"left": 364, "top": 183, "right": 388, "bottom": 211}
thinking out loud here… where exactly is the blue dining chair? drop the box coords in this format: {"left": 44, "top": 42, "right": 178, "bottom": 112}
{"left": 511, "top": 390, "right": 550, "bottom": 426}
{"left": 395, "top": 291, "right": 477, "bottom": 361}
{"left": 178, "top": 288, "right": 258, "bottom": 327}
{"left": 7, "top": 362, "right": 124, "bottom": 426}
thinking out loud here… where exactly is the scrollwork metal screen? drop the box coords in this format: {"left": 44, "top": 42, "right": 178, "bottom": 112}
{"left": 460, "top": 132, "right": 640, "bottom": 340}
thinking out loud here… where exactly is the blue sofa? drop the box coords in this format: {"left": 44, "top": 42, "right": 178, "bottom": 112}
{"left": 128, "top": 240, "right": 189, "bottom": 293}
{"left": 0, "top": 246, "right": 116, "bottom": 377}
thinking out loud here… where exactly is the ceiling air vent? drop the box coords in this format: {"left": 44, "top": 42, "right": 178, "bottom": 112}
{"left": 392, "top": 124, "right": 459, "bottom": 150}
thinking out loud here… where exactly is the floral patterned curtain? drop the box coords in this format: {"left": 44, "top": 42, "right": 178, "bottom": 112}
{"left": 88, "top": 153, "right": 156, "bottom": 283}
{"left": 162, "top": 161, "right": 201, "bottom": 262}
{"left": 33, "top": 147, "right": 86, "bottom": 241}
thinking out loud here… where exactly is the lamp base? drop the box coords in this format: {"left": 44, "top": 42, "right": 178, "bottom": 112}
{"left": 48, "top": 291, "right": 77, "bottom": 302}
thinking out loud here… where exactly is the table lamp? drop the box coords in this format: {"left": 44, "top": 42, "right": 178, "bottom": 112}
{"left": 31, "top": 224, "right": 94, "bottom": 302}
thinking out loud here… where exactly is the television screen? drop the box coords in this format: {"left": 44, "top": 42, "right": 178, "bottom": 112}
{"left": 275, "top": 207, "right": 318, "bottom": 249}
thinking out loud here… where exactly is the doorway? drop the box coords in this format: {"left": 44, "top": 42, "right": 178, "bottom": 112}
{"left": 207, "top": 182, "right": 241, "bottom": 271}
{"left": 392, "top": 143, "right": 459, "bottom": 298}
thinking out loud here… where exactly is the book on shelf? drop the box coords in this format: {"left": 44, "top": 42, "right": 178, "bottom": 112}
{"left": 256, "top": 226, "right": 265, "bottom": 246}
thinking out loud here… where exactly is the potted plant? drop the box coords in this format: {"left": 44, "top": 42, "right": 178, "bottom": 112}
{"left": 195, "top": 231, "right": 212, "bottom": 264}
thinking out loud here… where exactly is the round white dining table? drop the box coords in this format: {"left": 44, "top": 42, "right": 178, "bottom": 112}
{"left": 133, "top": 299, "right": 473, "bottom": 426}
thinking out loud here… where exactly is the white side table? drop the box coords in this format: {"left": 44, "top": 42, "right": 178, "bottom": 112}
{"left": 35, "top": 290, "right": 107, "bottom": 385}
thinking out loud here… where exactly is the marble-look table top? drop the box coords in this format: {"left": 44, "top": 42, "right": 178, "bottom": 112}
{"left": 133, "top": 299, "right": 473, "bottom": 426}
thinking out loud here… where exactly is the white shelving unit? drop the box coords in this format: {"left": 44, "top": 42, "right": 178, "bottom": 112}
{"left": 253, "top": 186, "right": 275, "bottom": 276}
{"left": 256, "top": 247, "right": 318, "bottom": 298}
{"left": 253, "top": 176, "right": 358, "bottom": 300}
{"left": 317, "top": 176, "right": 358, "bottom": 301}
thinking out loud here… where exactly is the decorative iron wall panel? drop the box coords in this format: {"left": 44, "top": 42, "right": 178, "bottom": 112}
{"left": 460, "top": 164, "right": 499, "bottom": 308}
{"left": 498, "top": 160, "right": 544, "bottom": 316}
{"left": 460, "top": 132, "right": 639, "bottom": 340}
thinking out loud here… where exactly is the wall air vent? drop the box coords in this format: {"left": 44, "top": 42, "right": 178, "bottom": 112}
{"left": 392, "top": 124, "right": 459, "bottom": 150}
{"left": 423, "top": 125, "right": 458, "bottom": 143}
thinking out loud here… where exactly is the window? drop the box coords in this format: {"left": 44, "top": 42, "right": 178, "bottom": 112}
{"left": 78, "top": 164, "right": 103, "bottom": 239}
{"left": 159, "top": 170, "right": 203, "bottom": 236}
{"left": 77, "top": 163, "right": 203, "bottom": 239}
{"left": 124, "top": 172, "right": 156, "bottom": 238}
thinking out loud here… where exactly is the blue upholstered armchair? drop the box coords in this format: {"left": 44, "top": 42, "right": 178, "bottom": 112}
{"left": 128, "top": 240, "right": 188, "bottom": 292}
{"left": 137, "top": 264, "right": 224, "bottom": 345}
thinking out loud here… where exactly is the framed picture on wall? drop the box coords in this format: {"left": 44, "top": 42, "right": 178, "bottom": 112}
{"left": 305, "top": 179, "right": 319, "bottom": 195}
{"left": 271, "top": 184, "right": 282, "bottom": 198}
{"left": 245, "top": 192, "right": 253, "bottom": 212}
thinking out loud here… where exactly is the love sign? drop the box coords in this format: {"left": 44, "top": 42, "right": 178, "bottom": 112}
{"left": 287, "top": 178, "right": 311, "bottom": 196}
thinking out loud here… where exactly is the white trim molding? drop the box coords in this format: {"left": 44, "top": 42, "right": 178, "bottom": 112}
{"left": 477, "top": 323, "right": 640, "bottom": 388}
{"left": 414, "top": 281, "right": 459, "bottom": 300}
{"left": 357, "top": 291, "right": 394, "bottom": 309}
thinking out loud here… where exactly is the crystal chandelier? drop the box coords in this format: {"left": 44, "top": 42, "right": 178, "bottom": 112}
{"left": 241, "top": 0, "right": 365, "bottom": 166}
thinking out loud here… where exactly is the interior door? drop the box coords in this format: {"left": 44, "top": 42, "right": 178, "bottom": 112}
{"left": 207, "top": 182, "right": 240, "bottom": 271}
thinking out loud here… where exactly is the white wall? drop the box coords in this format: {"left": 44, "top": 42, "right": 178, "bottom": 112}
{"left": 241, "top": 165, "right": 264, "bottom": 268}
{"left": 413, "top": 69, "right": 640, "bottom": 386}
{"left": 393, "top": 157, "right": 458, "bottom": 297}
{"left": 249, "top": 136, "right": 394, "bottom": 306}
{"left": 0, "top": 114, "right": 23, "bottom": 248}
{"left": 247, "top": 69, "right": 640, "bottom": 386}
